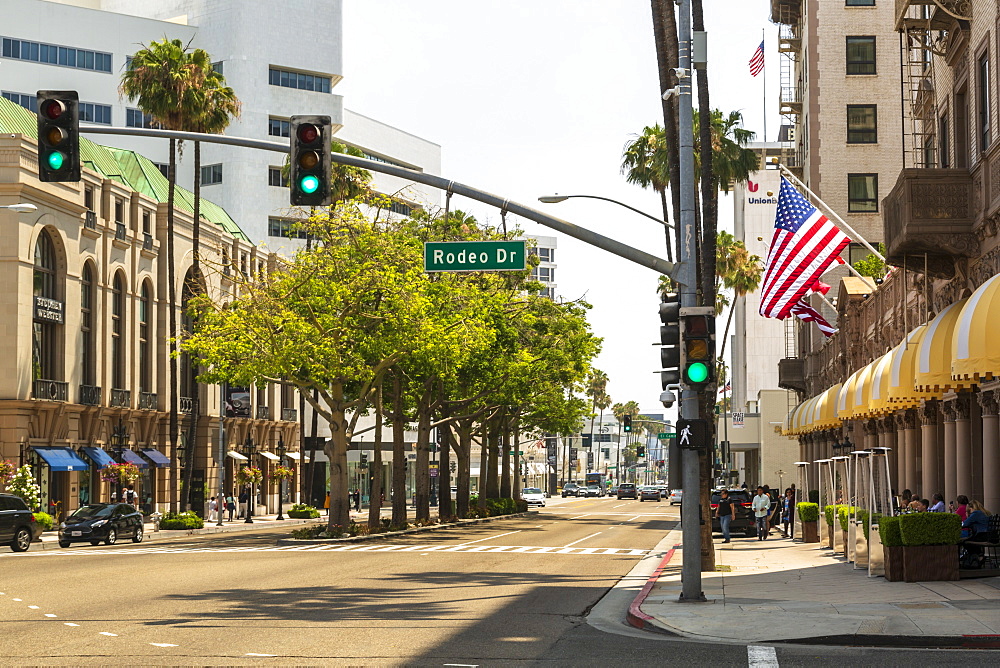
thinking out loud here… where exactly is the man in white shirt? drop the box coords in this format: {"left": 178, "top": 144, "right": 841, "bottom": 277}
{"left": 752, "top": 486, "right": 771, "bottom": 541}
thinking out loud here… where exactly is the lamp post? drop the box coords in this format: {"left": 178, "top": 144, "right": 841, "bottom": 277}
{"left": 242, "top": 434, "right": 257, "bottom": 524}
{"left": 537, "top": 194, "right": 674, "bottom": 229}
{"left": 276, "top": 437, "right": 286, "bottom": 521}
{"left": 0, "top": 203, "right": 38, "bottom": 213}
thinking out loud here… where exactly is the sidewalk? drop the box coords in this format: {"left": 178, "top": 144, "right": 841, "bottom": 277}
{"left": 635, "top": 528, "right": 1000, "bottom": 645}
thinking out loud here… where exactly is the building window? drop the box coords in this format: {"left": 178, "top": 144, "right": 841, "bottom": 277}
{"left": 79, "top": 102, "right": 111, "bottom": 125}
{"left": 126, "top": 108, "right": 161, "bottom": 129}
{"left": 847, "top": 174, "right": 878, "bottom": 212}
{"left": 267, "top": 217, "right": 308, "bottom": 239}
{"left": 268, "top": 117, "right": 290, "bottom": 138}
{"left": 532, "top": 247, "right": 555, "bottom": 263}
{"left": 846, "top": 37, "right": 876, "bottom": 75}
{"left": 111, "top": 272, "right": 126, "bottom": 390}
{"left": 345, "top": 144, "right": 412, "bottom": 169}
{"left": 845, "top": 0, "right": 875, "bottom": 6}
{"left": 1, "top": 90, "right": 37, "bottom": 112}
{"left": 979, "top": 53, "right": 991, "bottom": 152}
{"left": 268, "top": 66, "right": 332, "bottom": 93}
{"left": 114, "top": 198, "right": 124, "bottom": 224}
{"left": 152, "top": 162, "right": 169, "bottom": 178}
{"left": 211, "top": 61, "right": 224, "bottom": 75}
{"left": 84, "top": 186, "right": 94, "bottom": 212}
{"left": 141, "top": 210, "right": 151, "bottom": 235}
{"left": 201, "top": 164, "right": 223, "bottom": 185}
{"left": 847, "top": 104, "right": 877, "bottom": 143}
{"left": 532, "top": 267, "right": 555, "bottom": 282}
{"left": 389, "top": 200, "right": 412, "bottom": 216}
{"left": 939, "top": 112, "right": 950, "bottom": 168}
{"left": 32, "top": 232, "right": 60, "bottom": 382}
{"left": 139, "top": 281, "right": 151, "bottom": 393}
{"left": 1, "top": 37, "right": 112, "bottom": 72}
{"left": 268, "top": 167, "right": 288, "bottom": 187}
{"left": 81, "top": 263, "right": 95, "bottom": 387}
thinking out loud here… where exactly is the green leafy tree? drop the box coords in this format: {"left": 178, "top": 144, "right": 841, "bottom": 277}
{"left": 853, "top": 243, "right": 887, "bottom": 279}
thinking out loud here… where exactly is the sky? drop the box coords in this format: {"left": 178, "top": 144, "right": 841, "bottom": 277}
{"left": 342, "top": 0, "right": 782, "bottom": 420}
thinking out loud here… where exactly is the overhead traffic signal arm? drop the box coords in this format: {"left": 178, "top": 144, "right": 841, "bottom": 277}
{"left": 36, "top": 90, "right": 81, "bottom": 183}
{"left": 290, "top": 115, "right": 332, "bottom": 206}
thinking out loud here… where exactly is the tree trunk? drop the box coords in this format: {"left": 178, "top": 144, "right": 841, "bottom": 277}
{"left": 391, "top": 371, "right": 407, "bottom": 527}
{"left": 652, "top": 0, "right": 681, "bottom": 258}
{"left": 455, "top": 421, "right": 472, "bottom": 517}
{"left": 512, "top": 417, "right": 523, "bottom": 500}
{"left": 500, "top": 409, "right": 512, "bottom": 498}
{"left": 438, "top": 420, "right": 453, "bottom": 519}
{"left": 414, "top": 395, "right": 432, "bottom": 522}
{"left": 167, "top": 137, "right": 179, "bottom": 514}
{"left": 367, "top": 383, "right": 383, "bottom": 528}
{"left": 658, "top": 188, "right": 672, "bottom": 261}
{"left": 477, "top": 427, "right": 488, "bottom": 505}
{"left": 485, "top": 417, "right": 500, "bottom": 498}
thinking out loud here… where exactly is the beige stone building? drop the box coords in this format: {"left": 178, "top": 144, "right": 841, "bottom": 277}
{"left": 0, "top": 97, "right": 299, "bottom": 518}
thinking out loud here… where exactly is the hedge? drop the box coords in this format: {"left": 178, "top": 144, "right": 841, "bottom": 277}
{"left": 159, "top": 511, "right": 204, "bottom": 530}
{"left": 899, "top": 512, "right": 962, "bottom": 546}
{"left": 464, "top": 497, "right": 528, "bottom": 519}
{"left": 796, "top": 502, "right": 819, "bottom": 523}
{"left": 32, "top": 512, "right": 54, "bottom": 532}
{"left": 287, "top": 504, "right": 320, "bottom": 519}
{"left": 879, "top": 515, "right": 903, "bottom": 547}
{"left": 857, "top": 510, "right": 881, "bottom": 541}
{"left": 837, "top": 505, "right": 858, "bottom": 533}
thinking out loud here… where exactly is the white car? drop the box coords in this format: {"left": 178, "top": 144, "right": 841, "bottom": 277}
{"left": 669, "top": 489, "right": 683, "bottom": 505}
{"left": 521, "top": 487, "right": 546, "bottom": 507}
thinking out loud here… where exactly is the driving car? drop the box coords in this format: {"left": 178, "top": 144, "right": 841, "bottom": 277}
{"left": 59, "top": 503, "right": 144, "bottom": 547}
{"left": 585, "top": 485, "right": 603, "bottom": 497}
{"left": 521, "top": 487, "right": 546, "bottom": 507}
{"left": 607, "top": 484, "right": 620, "bottom": 497}
{"left": 0, "top": 493, "right": 42, "bottom": 552}
{"left": 657, "top": 485, "right": 670, "bottom": 498}
{"left": 668, "top": 489, "right": 683, "bottom": 505}
{"left": 561, "top": 483, "right": 580, "bottom": 498}
{"left": 616, "top": 483, "right": 637, "bottom": 500}
{"left": 575, "top": 485, "right": 590, "bottom": 497}
{"left": 639, "top": 486, "right": 661, "bottom": 502}
{"left": 710, "top": 489, "right": 756, "bottom": 537}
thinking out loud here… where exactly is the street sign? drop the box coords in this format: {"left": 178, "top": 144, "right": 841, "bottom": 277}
{"left": 424, "top": 240, "right": 526, "bottom": 272}
{"left": 657, "top": 432, "right": 669, "bottom": 440}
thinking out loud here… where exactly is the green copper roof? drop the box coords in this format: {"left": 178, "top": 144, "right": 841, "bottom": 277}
{"left": 0, "top": 96, "right": 249, "bottom": 242}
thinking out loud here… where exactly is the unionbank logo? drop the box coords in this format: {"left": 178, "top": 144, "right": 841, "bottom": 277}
{"left": 747, "top": 180, "right": 759, "bottom": 193}
{"left": 746, "top": 180, "right": 777, "bottom": 204}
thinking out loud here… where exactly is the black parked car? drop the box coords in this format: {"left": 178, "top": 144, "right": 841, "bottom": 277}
{"left": 710, "top": 489, "right": 756, "bottom": 537}
{"left": 0, "top": 493, "right": 42, "bottom": 552}
{"left": 617, "top": 483, "right": 638, "bottom": 500}
{"left": 59, "top": 503, "right": 144, "bottom": 547}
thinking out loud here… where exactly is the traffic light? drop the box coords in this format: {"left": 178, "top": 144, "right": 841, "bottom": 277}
{"left": 36, "top": 91, "right": 80, "bottom": 182}
{"left": 623, "top": 415, "right": 632, "bottom": 433}
{"left": 676, "top": 418, "right": 711, "bottom": 450}
{"left": 360, "top": 452, "right": 368, "bottom": 465}
{"left": 659, "top": 292, "right": 681, "bottom": 389}
{"left": 681, "top": 307, "right": 715, "bottom": 391}
{"left": 637, "top": 445, "right": 646, "bottom": 458}
{"left": 289, "top": 115, "right": 331, "bottom": 206}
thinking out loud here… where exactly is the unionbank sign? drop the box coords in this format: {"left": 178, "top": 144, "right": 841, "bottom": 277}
{"left": 746, "top": 180, "right": 778, "bottom": 205}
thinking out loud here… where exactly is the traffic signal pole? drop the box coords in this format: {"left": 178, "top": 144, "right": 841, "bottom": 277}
{"left": 676, "top": 0, "right": 705, "bottom": 603}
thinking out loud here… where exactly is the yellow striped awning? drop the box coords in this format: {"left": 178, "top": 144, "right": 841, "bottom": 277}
{"left": 915, "top": 298, "right": 971, "bottom": 393}
{"left": 837, "top": 368, "right": 862, "bottom": 419}
{"left": 869, "top": 352, "right": 894, "bottom": 414}
{"left": 953, "top": 273, "right": 1000, "bottom": 382}
{"left": 887, "top": 325, "right": 935, "bottom": 407}
{"left": 813, "top": 383, "right": 843, "bottom": 431}
{"left": 850, "top": 359, "right": 879, "bottom": 419}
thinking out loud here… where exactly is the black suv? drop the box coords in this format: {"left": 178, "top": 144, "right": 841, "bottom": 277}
{"left": 0, "top": 493, "right": 42, "bottom": 552}
{"left": 711, "top": 490, "right": 756, "bottom": 537}
{"left": 617, "top": 483, "right": 638, "bottom": 500}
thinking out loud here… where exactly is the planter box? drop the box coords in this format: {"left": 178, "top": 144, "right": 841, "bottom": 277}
{"left": 841, "top": 530, "right": 849, "bottom": 556}
{"left": 802, "top": 521, "right": 819, "bottom": 543}
{"left": 901, "top": 544, "right": 959, "bottom": 582}
{"left": 854, "top": 528, "right": 869, "bottom": 569}
{"left": 884, "top": 545, "right": 904, "bottom": 581}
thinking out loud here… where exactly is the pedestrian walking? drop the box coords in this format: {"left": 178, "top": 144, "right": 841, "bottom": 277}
{"left": 781, "top": 488, "right": 794, "bottom": 538}
{"left": 226, "top": 494, "right": 236, "bottom": 522}
{"left": 715, "top": 489, "right": 734, "bottom": 543}
{"left": 352, "top": 489, "right": 361, "bottom": 512}
{"left": 238, "top": 489, "right": 249, "bottom": 519}
{"left": 208, "top": 496, "right": 218, "bottom": 522}
{"left": 324, "top": 492, "right": 330, "bottom": 516}
{"left": 124, "top": 486, "right": 138, "bottom": 509}
{"left": 752, "top": 486, "right": 771, "bottom": 540}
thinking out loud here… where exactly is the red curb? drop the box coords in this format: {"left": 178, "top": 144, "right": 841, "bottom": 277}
{"left": 626, "top": 544, "right": 678, "bottom": 629}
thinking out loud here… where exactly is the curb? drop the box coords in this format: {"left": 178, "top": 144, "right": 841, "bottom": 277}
{"left": 626, "top": 544, "right": 678, "bottom": 631}
{"left": 275, "top": 511, "right": 531, "bottom": 545}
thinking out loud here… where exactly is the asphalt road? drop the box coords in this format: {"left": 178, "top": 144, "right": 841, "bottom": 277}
{"left": 1, "top": 494, "right": 997, "bottom": 666}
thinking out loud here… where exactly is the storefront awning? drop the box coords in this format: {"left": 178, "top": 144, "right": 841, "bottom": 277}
{"left": 953, "top": 272, "right": 1000, "bottom": 382}
{"left": 849, "top": 357, "right": 880, "bottom": 419}
{"left": 284, "top": 451, "right": 300, "bottom": 460}
{"left": 816, "top": 383, "right": 843, "bottom": 430}
{"left": 916, "top": 298, "right": 970, "bottom": 393}
{"left": 888, "top": 325, "right": 934, "bottom": 407}
{"left": 258, "top": 451, "right": 280, "bottom": 461}
{"left": 869, "top": 352, "right": 894, "bottom": 415}
{"left": 226, "top": 450, "right": 248, "bottom": 460}
{"left": 837, "top": 368, "right": 861, "bottom": 419}
{"left": 33, "top": 447, "right": 88, "bottom": 472}
{"left": 119, "top": 449, "right": 149, "bottom": 469}
{"left": 141, "top": 448, "right": 170, "bottom": 468}
{"left": 81, "top": 447, "right": 115, "bottom": 468}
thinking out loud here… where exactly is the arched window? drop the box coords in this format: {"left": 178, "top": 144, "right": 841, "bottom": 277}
{"left": 32, "top": 232, "right": 59, "bottom": 381}
{"left": 81, "top": 263, "right": 95, "bottom": 386}
{"left": 111, "top": 271, "right": 126, "bottom": 390}
{"left": 139, "top": 280, "right": 152, "bottom": 393}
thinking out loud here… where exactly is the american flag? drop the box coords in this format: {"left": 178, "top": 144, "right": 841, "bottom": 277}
{"left": 790, "top": 299, "right": 837, "bottom": 337}
{"left": 759, "top": 177, "right": 851, "bottom": 319}
{"left": 749, "top": 41, "right": 764, "bottom": 77}
{"left": 718, "top": 380, "right": 732, "bottom": 395}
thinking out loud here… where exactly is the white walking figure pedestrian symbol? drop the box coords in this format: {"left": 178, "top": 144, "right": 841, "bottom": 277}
{"left": 679, "top": 424, "right": 692, "bottom": 446}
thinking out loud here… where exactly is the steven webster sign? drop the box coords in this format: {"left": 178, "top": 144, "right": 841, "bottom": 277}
{"left": 424, "top": 240, "right": 526, "bottom": 272}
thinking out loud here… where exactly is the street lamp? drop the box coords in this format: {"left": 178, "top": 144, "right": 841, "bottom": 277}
{"left": 537, "top": 194, "right": 674, "bottom": 229}
{"left": 0, "top": 203, "right": 38, "bottom": 213}
{"left": 275, "top": 437, "right": 286, "bottom": 521}
{"left": 242, "top": 434, "right": 257, "bottom": 524}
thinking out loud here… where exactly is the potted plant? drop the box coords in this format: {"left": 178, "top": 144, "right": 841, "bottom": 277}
{"left": 797, "top": 502, "right": 819, "bottom": 542}
{"left": 824, "top": 504, "right": 837, "bottom": 549}
{"left": 100, "top": 462, "right": 141, "bottom": 498}
{"left": 899, "top": 512, "right": 961, "bottom": 582}
{"left": 880, "top": 515, "right": 904, "bottom": 581}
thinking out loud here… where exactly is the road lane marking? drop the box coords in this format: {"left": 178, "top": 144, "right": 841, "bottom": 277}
{"left": 562, "top": 532, "right": 602, "bottom": 547}
{"left": 626, "top": 516, "right": 642, "bottom": 522}
{"left": 150, "top": 643, "right": 178, "bottom": 648}
{"left": 12, "top": 598, "right": 21, "bottom": 601}
{"left": 246, "top": 653, "right": 276, "bottom": 657}
{"left": 99, "top": 632, "right": 117, "bottom": 637}
{"left": 747, "top": 645, "right": 779, "bottom": 668}
{"left": 456, "top": 530, "right": 521, "bottom": 546}
{"left": 44, "top": 613, "right": 56, "bottom": 617}
{"left": 612, "top": 503, "right": 630, "bottom": 508}
{"left": 28, "top": 605, "right": 39, "bottom": 609}
{"left": 64, "top": 623, "right": 79, "bottom": 627}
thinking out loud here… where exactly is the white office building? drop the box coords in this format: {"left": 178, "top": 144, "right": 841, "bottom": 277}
{"left": 527, "top": 234, "right": 557, "bottom": 300}
{"left": 2, "top": 0, "right": 441, "bottom": 254}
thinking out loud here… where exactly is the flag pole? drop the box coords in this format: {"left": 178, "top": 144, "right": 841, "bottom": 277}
{"left": 762, "top": 28, "right": 766, "bottom": 143}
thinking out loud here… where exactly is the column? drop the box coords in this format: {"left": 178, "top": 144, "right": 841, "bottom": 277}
{"left": 954, "top": 394, "right": 972, "bottom": 502}
{"left": 863, "top": 419, "right": 878, "bottom": 451}
{"left": 942, "top": 400, "right": 957, "bottom": 503}
{"left": 880, "top": 417, "right": 899, "bottom": 493}
{"left": 978, "top": 390, "right": 1000, "bottom": 512}
{"left": 902, "top": 409, "right": 919, "bottom": 493}
{"left": 920, "top": 400, "right": 939, "bottom": 498}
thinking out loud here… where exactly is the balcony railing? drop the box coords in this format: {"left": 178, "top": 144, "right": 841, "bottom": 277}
{"left": 138, "top": 392, "right": 158, "bottom": 410}
{"left": 281, "top": 407, "right": 298, "bottom": 422}
{"left": 895, "top": 0, "right": 971, "bottom": 32}
{"left": 255, "top": 405, "right": 271, "bottom": 420}
{"left": 179, "top": 396, "right": 194, "bottom": 414}
{"left": 33, "top": 379, "right": 68, "bottom": 402}
{"left": 115, "top": 222, "right": 127, "bottom": 240}
{"left": 777, "top": 358, "right": 806, "bottom": 393}
{"left": 109, "top": 388, "right": 131, "bottom": 408}
{"left": 78, "top": 384, "right": 101, "bottom": 406}
{"left": 142, "top": 232, "right": 154, "bottom": 251}
{"left": 84, "top": 210, "right": 97, "bottom": 230}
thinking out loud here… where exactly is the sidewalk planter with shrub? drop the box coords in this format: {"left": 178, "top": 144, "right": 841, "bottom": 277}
{"left": 159, "top": 511, "right": 205, "bottom": 530}
{"left": 797, "top": 502, "right": 819, "bottom": 542}
{"left": 287, "top": 504, "right": 320, "bottom": 519}
{"left": 838, "top": 505, "right": 857, "bottom": 560}
{"left": 880, "top": 515, "right": 904, "bottom": 581}
{"left": 899, "top": 512, "right": 961, "bottom": 582}
{"left": 824, "top": 505, "right": 837, "bottom": 549}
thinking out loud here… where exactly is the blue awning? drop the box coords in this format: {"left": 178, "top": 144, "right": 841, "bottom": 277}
{"left": 119, "top": 449, "right": 149, "bottom": 469}
{"left": 81, "top": 447, "right": 115, "bottom": 468}
{"left": 33, "top": 447, "right": 89, "bottom": 472}
{"left": 141, "top": 448, "right": 170, "bottom": 468}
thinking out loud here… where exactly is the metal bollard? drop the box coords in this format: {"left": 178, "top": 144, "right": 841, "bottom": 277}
{"left": 151, "top": 511, "right": 162, "bottom": 532}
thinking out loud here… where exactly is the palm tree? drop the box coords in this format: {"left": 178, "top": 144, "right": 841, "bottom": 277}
{"left": 715, "top": 231, "right": 763, "bottom": 359}
{"left": 586, "top": 370, "right": 609, "bottom": 453}
{"left": 621, "top": 125, "right": 672, "bottom": 260}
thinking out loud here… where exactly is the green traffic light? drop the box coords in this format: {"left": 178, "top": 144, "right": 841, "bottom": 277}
{"left": 686, "top": 362, "right": 709, "bottom": 383}
{"left": 47, "top": 151, "right": 66, "bottom": 170}
{"left": 299, "top": 174, "right": 320, "bottom": 194}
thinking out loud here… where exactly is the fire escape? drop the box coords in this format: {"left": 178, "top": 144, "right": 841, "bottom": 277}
{"left": 775, "top": 0, "right": 804, "bottom": 180}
